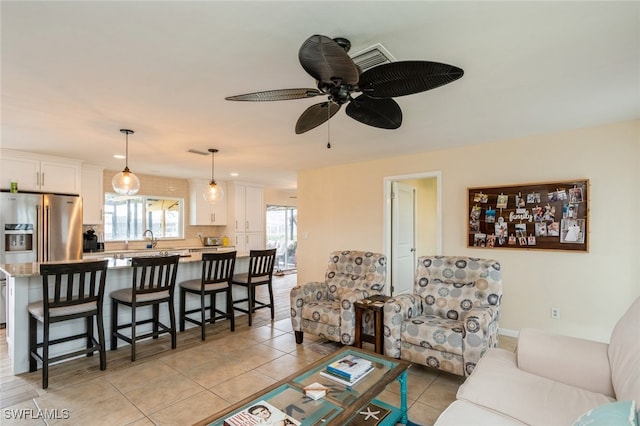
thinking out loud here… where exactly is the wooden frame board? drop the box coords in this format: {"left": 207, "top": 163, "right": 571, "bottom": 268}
{"left": 467, "top": 179, "right": 589, "bottom": 252}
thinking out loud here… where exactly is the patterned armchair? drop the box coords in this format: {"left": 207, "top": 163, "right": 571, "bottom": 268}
{"left": 290, "top": 250, "right": 387, "bottom": 345}
{"left": 383, "top": 256, "right": 502, "bottom": 376}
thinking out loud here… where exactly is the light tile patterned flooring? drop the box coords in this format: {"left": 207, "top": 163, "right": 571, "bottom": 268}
{"left": 0, "top": 274, "right": 516, "bottom": 425}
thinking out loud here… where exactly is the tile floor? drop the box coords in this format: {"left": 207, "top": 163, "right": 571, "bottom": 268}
{"left": 0, "top": 274, "right": 516, "bottom": 425}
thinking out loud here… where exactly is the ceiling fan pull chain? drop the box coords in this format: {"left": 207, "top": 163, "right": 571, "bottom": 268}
{"left": 327, "top": 101, "right": 331, "bottom": 149}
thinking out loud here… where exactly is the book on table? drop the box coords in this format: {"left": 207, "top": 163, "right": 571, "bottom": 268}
{"left": 223, "top": 400, "right": 300, "bottom": 426}
{"left": 326, "top": 354, "right": 373, "bottom": 380}
{"left": 320, "top": 363, "right": 375, "bottom": 386}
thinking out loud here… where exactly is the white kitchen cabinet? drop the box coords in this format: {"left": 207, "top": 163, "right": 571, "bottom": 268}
{"left": 230, "top": 183, "right": 264, "bottom": 233}
{"left": 0, "top": 149, "right": 81, "bottom": 194}
{"left": 228, "top": 183, "right": 265, "bottom": 253}
{"left": 81, "top": 165, "right": 104, "bottom": 225}
{"left": 234, "top": 232, "right": 265, "bottom": 254}
{"left": 188, "top": 179, "right": 227, "bottom": 226}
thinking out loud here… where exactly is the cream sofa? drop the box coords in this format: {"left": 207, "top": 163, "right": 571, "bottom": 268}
{"left": 435, "top": 296, "right": 640, "bottom": 426}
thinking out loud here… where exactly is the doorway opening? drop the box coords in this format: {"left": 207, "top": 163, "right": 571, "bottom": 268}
{"left": 266, "top": 205, "right": 298, "bottom": 274}
{"left": 383, "top": 172, "right": 442, "bottom": 296}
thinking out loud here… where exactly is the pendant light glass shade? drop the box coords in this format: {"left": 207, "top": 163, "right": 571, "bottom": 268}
{"left": 112, "top": 129, "right": 140, "bottom": 195}
{"left": 203, "top": 148, "right": 224, "bottom": 203}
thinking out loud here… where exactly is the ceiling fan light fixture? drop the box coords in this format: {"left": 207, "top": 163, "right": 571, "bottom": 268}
{"left": 112, "top": 129, "right": 140, "bottom": 195}
{"left": 203, "top": 148, "right": 224, "bottom": 204}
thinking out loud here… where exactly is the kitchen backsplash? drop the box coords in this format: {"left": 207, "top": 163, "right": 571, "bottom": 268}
{"left": 95, "top": 171, "right": 227, "bottom": 250}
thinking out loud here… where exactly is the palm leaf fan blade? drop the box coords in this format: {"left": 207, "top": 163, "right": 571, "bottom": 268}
{"left": 346, "top": 95, "right": 402, "bottom": 129}
{"left": 359, "top": 61, "right": 464, "bottom": 98}
{"left": 225, "top": 88, "right": 321, "bottom": 101}
{"left": 298, "top": 35, "right": 359, "bottom": 85}
{"left": 295, "top": 102, "right": 341, "bottom": 134}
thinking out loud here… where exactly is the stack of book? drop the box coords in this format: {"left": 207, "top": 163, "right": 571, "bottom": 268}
{"left": 320, "top": 354, "right": 374, "bottom": 386}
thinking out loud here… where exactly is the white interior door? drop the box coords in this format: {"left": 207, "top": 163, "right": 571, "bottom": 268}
{"left": 391, "top": 182, "right": 416, "bottom": 296}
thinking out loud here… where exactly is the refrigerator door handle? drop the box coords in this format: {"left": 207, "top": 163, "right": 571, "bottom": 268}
{"left": 37, "top": 204, "right": 44, "bottom": 262}
{"left": 43, "top": 205, "right": 50, "bottom": 262}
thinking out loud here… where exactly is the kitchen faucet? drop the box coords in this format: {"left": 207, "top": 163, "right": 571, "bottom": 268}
{"left": 143, "top": 229, "right": 157, "bottom": 248}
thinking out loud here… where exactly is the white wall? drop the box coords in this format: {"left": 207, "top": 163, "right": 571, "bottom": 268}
{"left": 297, "top": 119, "right": 640, "bottom": 342}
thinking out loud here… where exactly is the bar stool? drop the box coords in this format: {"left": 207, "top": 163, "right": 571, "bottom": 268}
{"left": 179, "top": 251, "right": 236, "bottom": 340}
{"left": 110, "top": 255, "right": 179, "bottom": 362}
{"left": 232, "top": 248, "right": 276, "bottom": 326}
{"left": 29, "top": 260, "right": 109, "bottom": 389}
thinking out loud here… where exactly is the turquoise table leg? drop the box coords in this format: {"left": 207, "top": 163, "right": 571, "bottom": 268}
{"left": 399, "top": 370, "right": 408, "bottom": 424}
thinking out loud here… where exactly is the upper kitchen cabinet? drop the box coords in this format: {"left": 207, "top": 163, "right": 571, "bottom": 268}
{"left": 0, "top": 149, "right": 81, "bottom": 195}
{"left": 227, "top": 182, "right": 265, "bottom": 253}
{"left": 81, "top": 165, "right": 104, "bottom": 225}
{"left": 229, "top": 183, "right": 264, "bottom": 233}
{"left": 188, "top": 178, "right": 227, "bottom": 226}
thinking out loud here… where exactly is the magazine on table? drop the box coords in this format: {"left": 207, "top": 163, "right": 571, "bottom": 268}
{"left": 223, "top": 400, "right": 300, "bottom": 426}
{"left": 326, "top": 354, "right": 373, "bottom": 380}
{"left": 320, "top": 363, "right": 375, "bottom": 386}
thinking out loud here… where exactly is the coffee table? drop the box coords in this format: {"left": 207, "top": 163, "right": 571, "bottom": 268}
{"left": 195, "top": 346, "right": 412, "bottom": 426}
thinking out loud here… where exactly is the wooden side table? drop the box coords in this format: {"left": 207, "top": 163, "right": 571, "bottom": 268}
{"left": 354, "top": 295, "right": 391, "bottom": 354}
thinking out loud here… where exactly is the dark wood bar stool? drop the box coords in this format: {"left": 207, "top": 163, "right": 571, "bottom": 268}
{"left": 29, "top": 260, "right": 109, "bottom": 389}
{"left": 110, "top": 255, "right": 179, "bottom": 362}
{"left": 179, "top": 251, "right": 237, "bottom": 340}
{"left": 232, "top": 248, "right": 276, "bottom": 326}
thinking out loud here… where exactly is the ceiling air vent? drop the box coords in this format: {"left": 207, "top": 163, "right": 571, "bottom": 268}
{"left": 350, "top": 43, "right": 396, "bottom": 72}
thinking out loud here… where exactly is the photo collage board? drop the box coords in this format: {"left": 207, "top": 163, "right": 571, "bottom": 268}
{"left": 467, "top": 179, "right": 589, "bottom": 252}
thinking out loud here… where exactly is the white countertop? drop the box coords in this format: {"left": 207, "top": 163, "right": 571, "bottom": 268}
{"left": 0, "top": 248, "right": 246, "bottom": 278}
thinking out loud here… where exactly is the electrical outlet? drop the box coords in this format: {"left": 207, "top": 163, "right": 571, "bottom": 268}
{"left": 551, "top": 307, "right": 561, "bottom": 319}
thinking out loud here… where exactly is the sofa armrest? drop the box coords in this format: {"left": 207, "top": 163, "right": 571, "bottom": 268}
{"left": 289, "top": 281, "right": 328, "bottom": 332}
{"left": 462, "top": 305, "right": 501, "bottom": 375}
{"left": 383, "top": 294, "right": 423, "bottom": 358}
{"left": 517, "top": 328, "right": 614, "bottom": 398}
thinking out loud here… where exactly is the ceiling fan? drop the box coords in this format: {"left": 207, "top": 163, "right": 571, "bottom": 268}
{"left": 225, "top": 34, "right": 464, "bottom": 135}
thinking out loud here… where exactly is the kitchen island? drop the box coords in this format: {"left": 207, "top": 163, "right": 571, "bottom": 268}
{"left": 1, "top": 249, "right": 250, "bottom": 375}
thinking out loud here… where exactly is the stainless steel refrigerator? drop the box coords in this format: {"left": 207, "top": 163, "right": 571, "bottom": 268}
{"left": 1, "top": 192, "right": 83, "bottom": 264}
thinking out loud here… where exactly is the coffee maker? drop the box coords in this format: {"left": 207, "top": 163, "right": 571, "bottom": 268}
{"left": 83, "top": 229, "right": 98, "bottom": 252}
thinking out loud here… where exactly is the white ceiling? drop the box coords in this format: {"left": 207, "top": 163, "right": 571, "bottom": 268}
{"left": 2, "top": 1, "right": 639, "bottom": 192}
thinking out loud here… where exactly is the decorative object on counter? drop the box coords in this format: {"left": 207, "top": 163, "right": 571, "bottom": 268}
{"left": 179, "top": 250, "right": 237, "bottom": 340}
{"left": 29, "top": 260, "right": 109, "bottom": 388}
{"left": 110, "top": 255, "right": 180, "bottom": 361}
{"left": 199, "top": 235, "right": 221, "bottom": 246}
{"left": 232, "top": 248, "right": 276, "bottom": 326}
{"left": 112, "top": 129, "right": 140, "bottom": 195}
{"left": 10, "top": 178, "right": 18, "bottom": 193}
{"left": 203, "top": 148, "right": 223, "bottom": 203}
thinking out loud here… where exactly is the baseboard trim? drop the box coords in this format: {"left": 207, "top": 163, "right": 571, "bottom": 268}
{"left": 499, "top": 328, "right": 519, "bottom": 338}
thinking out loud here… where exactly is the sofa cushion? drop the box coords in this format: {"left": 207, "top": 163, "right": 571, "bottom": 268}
{"left": 435, "top": 400, "right": 526, "bottom": 426}
{"left": 301, "top": 301, "right": 341, "bottom": 326}
{"left": 457, "top": 348, "right": 614, "bottom": 426}
{"left": 573, "top": 400, "right": 638, "bottom": 426}
{"left": 517, "top": 328, "right": 614, "bottom": 397}
{"left": 401, "top": 315, "right": 464, "bottom": 355}
{"left": 608, "top": 297, "right": 640, "bottom": 404}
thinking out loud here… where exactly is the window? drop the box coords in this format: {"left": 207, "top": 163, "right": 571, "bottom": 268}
{"left": 104, "top": 193, "right": 184, "bottom": 241}
{"left": 266, "top": 206, "right": 297, "bottom": 271}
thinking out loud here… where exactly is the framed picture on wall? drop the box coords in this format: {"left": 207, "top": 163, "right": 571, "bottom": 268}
{"left": 467, "top": 179, "right": 589, "bottom": 252}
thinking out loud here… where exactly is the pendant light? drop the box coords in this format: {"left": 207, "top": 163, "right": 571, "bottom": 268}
{"left": 203, "top": 148, "right": 224, "bottom": 203}
{"left": 112, "top": 129, "right": 140, "bottom": 195}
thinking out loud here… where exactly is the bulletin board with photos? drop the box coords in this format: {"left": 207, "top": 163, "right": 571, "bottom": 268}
{"left": 467, "top": 179, "right": 589, "bottom": 252}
